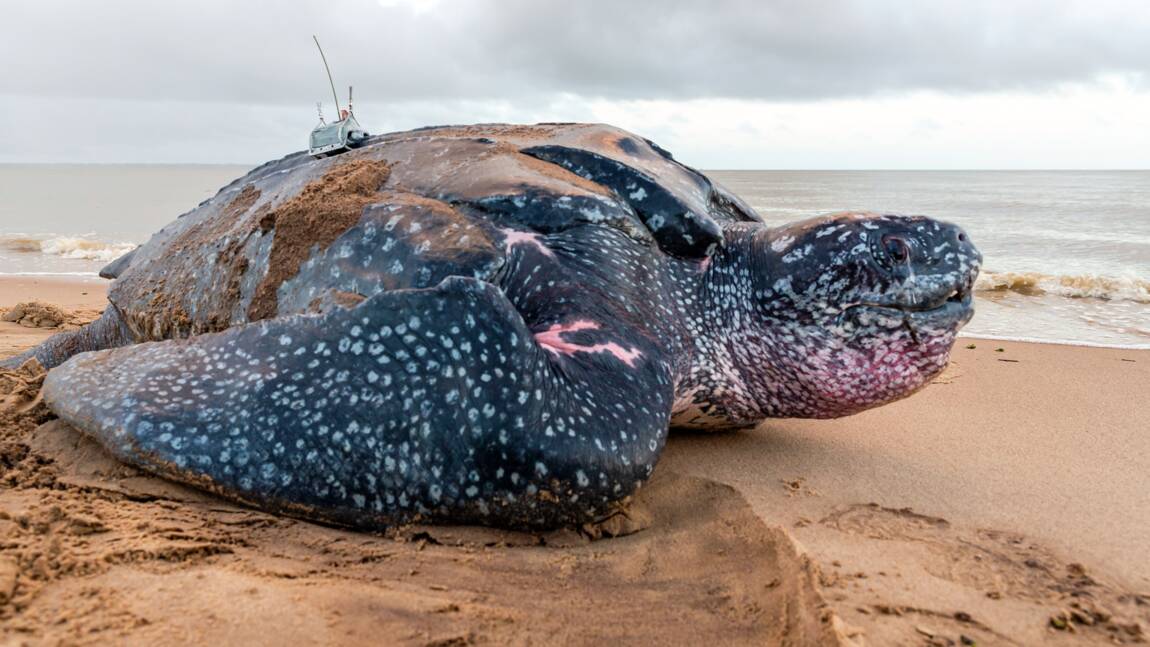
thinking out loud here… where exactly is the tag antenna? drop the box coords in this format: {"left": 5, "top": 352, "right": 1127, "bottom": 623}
{"left": 313, "top": 35, "right": 341, "bottom": 116}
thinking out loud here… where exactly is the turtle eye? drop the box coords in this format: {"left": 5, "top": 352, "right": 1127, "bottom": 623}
{"left": 882, "top": 235, "right": 909, "bottom": 264}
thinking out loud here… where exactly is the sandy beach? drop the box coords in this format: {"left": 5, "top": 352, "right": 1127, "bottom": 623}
{"left": 0, "top": 277, "right": 107, "bottom": 361}
{"left": 2, "top": 277, "right": 1147, "bottom": 646}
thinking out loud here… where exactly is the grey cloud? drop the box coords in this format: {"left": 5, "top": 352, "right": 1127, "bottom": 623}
{"left": 3, "top": 0, "right": 1148, "bottom": 106}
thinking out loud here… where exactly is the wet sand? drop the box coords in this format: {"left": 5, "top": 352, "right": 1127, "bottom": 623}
{"left": 2, "top": 277, "right": 1147, "bottom": 645}
{"left": 0, "top": 277, "right": 107, "bottom": 360}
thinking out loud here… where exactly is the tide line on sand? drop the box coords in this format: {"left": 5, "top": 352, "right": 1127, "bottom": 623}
{"left": 958, "top": 332, "right": 1150, "bottom": 351}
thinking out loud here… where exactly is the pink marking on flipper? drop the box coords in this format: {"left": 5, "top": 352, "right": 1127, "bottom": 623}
{"left": 534, "top": 320, "right": 643, "bottom": 367}
{"left": 502, "top": 229, "right": 554, "bottom": 257}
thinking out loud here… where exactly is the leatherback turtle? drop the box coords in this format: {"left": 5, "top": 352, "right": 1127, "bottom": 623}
{"left": 7, "top": 123, "right": 981, "bottom": 529}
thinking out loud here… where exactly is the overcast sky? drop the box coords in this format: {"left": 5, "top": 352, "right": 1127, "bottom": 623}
{"left": 2, "top": 0, "right": 1148, "bottom": 168}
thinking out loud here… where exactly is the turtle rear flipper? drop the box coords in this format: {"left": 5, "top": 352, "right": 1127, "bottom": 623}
{"left": 42, "top": 277, "right": 673, "bottom": 529}
{"left": 1, "top": 307, "right": 134, "bottom": 370}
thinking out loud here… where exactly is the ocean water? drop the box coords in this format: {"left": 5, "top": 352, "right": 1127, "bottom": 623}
{"left": 1, "top": 165, "right": 1147, "bottom": 348}
{"left": 0, "top": 165, "right": 250, "bottom": 275}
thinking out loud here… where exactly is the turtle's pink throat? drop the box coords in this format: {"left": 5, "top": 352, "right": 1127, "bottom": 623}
{"left": 731, "top": 330, "right": 957, "bottom": 420}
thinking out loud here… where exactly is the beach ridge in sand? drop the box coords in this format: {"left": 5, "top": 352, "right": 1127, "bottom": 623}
{"left": 2, "top": 276, "right": 1147, "bottom": 645}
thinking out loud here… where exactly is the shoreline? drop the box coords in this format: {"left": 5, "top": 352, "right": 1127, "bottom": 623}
{"left": 3, "top": 275, "right": 1148, "bottom": 644}
{"left": 959, "top": 331, "right": 1150, "bottom": 351}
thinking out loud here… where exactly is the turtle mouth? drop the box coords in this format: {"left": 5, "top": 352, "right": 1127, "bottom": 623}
{"left": 840, "top": 285, "right": 974, "bottom": 344}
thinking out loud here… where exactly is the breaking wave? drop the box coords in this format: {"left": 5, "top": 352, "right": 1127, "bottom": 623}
{"left": 976, "top": 271, "right": 1150, "bottom": 304}
{"left": 1, "top": 235, "right": 136, "bottom": 262}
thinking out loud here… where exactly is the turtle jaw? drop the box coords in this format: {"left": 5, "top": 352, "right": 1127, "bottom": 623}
{"left": 839, "top": 286, "right": 975, "bottom": 344}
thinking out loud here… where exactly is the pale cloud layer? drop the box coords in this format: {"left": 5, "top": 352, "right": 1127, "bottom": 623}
{"left": 1, "top": 0, "right": 1148, "bottom": 167}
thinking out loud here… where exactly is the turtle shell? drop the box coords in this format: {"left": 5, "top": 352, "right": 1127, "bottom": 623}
{"left": 105, "top": 123, "right": 762, "bottom": 341}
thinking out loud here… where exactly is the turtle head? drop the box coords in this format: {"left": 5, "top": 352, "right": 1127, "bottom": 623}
{"left": 729, "top": 212, "right": 981, "bottom": 419}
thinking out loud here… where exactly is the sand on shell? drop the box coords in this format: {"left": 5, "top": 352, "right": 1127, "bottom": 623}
{"left": 2, "top": 277, "right": 1149, "bottom": 646}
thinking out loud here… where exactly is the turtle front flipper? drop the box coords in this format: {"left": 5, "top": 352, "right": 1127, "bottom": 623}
{"left": 42, "top": 277, "right": 673, "bottom": 529}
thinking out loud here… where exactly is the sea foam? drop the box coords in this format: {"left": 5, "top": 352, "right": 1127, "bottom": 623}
{"left": 976, "top": 271, "right": 1150, "bottom": 304}
{"left": 1, "top": 236, "right": 136, "bottom": 263}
